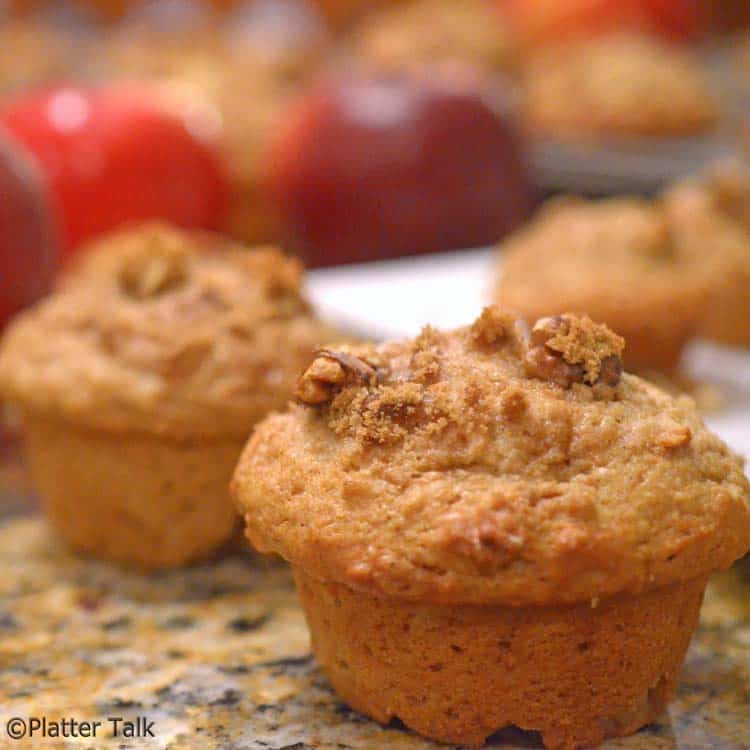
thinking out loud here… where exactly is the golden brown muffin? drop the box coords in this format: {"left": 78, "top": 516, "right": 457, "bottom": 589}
{"left": 663, "top": 161, "right": 750, "bottom": 347}
{"left": 523, "top": 34, "right": 718, "bottom": 140}
{"left": 0, "top": 223, "right": 333, "bottom": 569}
{"left": 232, "top": 309, "right": 750, "bottom": 749}
{"left": 494, "top": 196, "right": 714, "bottom": 372}
{"left": 352, "top": 0, "right": 516, "bottom": 75}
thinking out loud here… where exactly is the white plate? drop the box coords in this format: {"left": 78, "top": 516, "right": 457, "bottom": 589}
{"left": 308, "top": 248, "right": 750, "bottom": 461}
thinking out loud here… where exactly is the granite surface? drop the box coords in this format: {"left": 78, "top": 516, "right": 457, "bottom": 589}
{"left": 0, "top": 434, "right": 748, "bottom": 750}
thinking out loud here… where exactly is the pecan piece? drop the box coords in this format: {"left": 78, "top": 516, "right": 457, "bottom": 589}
{"left": 525, "top": 315, "right": 625, "bottom": 388}
{"left": 598, "top": 354, "right": 623, "bottom": 388}
{"left": 296, "top": 349, "right": 381, "bottom": 405}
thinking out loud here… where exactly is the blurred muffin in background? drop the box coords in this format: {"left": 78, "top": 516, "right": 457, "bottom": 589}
{"left": 0, "top": 19, "right": 83, "bottom": 96}
{"left": 351, "top": 0, "right": 516, "bottom": 75}
{"left": 87, "top": 1, "right": 225, "bottom": 97}
{"left": 309, "top": 0, "right": 398, "bottom": 30}
{"left": 494, "top": 196, "right": 713, "bottom": 372}
{"left": 0, "top": 223, "right": 335, "bottom": 569}
{"left": 89, "top": 1, "right": 330, "bottom": 246}
{"left": 523, "top": 34, "right": 718, "bottom": 140}
{"left": 663, "top": 161, "right": 750, "bottom": 347}
{"left": 216, "top": 64, "right": 298, "bottom": 246}
{"left": 222, "top": 0, "right": 330, "bottom": 82}
{"left": 219, "top": 0, "right": 331, "bottom": 243}
{"left": 11, "top": 0, "right": 388, "bottom": 27}
{"left": 92, "top": 0, "right": 329, "bottom": 84}
{"left": 732, "top": 33, "right": 750, "bottom": 76}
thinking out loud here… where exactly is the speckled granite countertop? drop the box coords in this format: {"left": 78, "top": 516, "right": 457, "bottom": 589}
{"left": 1, "top": 433, "right": 749, "bottom": 750}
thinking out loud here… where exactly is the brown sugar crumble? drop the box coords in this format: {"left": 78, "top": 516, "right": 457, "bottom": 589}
{"left": 295, "top": 311, "right": 630, "bottom": 446}
{"left": 470, "top": 307, "right": 518, "bottom": 347}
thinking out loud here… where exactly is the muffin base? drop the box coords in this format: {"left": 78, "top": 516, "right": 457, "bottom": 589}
{"left": 295, "top": 570, "right": 707, "bottom": 750}
{"left": 23, "top": 413, "right": 244, "bottom": 570}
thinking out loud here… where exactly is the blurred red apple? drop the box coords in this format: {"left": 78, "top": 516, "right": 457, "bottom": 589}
{"left": 268, "top": 68, "right": 531, "bottom": 266}
{"left": 0, "top": 84, "right": 229, "bottom": 260}
{"left": 501, "top": 0, "right": 705, "bottom": 46}
{"left": 0, "top": 133, "right": 57, "bottom": 331}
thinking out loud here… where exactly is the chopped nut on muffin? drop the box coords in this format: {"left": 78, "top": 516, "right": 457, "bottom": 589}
{"left": 0, "top": 223, "right": 335, "bottom": 570}
{"left": 232, "top": 308, "right": 750, "bottom": 749}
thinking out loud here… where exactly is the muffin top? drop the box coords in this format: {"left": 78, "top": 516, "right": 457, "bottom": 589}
{"left": 0, "top": 224, "right": 333, "bottom": 439}
{"left": 523, "top": 34, "right": 718, "bottom": 138}
{"left": 233, "top": 309, "right": 750, "bottom": 607}
{"left": 353, "top": 0, "right": 516, "bottom": 75}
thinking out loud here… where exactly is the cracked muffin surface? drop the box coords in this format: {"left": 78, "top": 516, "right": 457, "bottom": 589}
{"left": 494, "top": 196, "right": 714, "bottom": 372}
{"left": 0, "top": 223, "right": 333, "bottom": 439}
{"left": 233, "top": 309, "right": 750, "bottom": 607}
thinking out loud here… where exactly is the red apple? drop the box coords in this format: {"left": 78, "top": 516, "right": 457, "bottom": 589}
{"left": 0, "top": 84, "right": 229, "bottom": 260}
{"left": 268, "top": 68, "right": 532, "bottom": 266}
{"left": 0, "top": 132, "right": 58, "bottom": 331}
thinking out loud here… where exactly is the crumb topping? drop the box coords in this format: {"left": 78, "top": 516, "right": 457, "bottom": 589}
{"left": 293, "top": 310, "right": 629, "bottom": 447}
{"left": 469, "top": 307, "right": 520, "bottom": 348}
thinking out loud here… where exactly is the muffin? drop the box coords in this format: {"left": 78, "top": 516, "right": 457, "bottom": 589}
{"left": 494, "top": 196, "right": 713, "bottom": 372}
{"left": 523, "top": 34, "right": 718, "bottom": 140}
{"left": 663, "top": 161, "right": 750, "bottom": 347}
{"left": 352, "top": 0, "right": 516, "bottom": 75}
{"left": 232, "top": 309, "right": 750, "bottom": 749}
{"left": 0, "top": 223, "right": 333, "bottom": 569}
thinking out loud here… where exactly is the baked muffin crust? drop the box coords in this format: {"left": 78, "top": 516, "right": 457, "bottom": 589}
{"left": 0, "top": 223, "right": 332, "bottom": 439}
{"left": 234, "top": 310, "right": 750, "bottom": 607}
